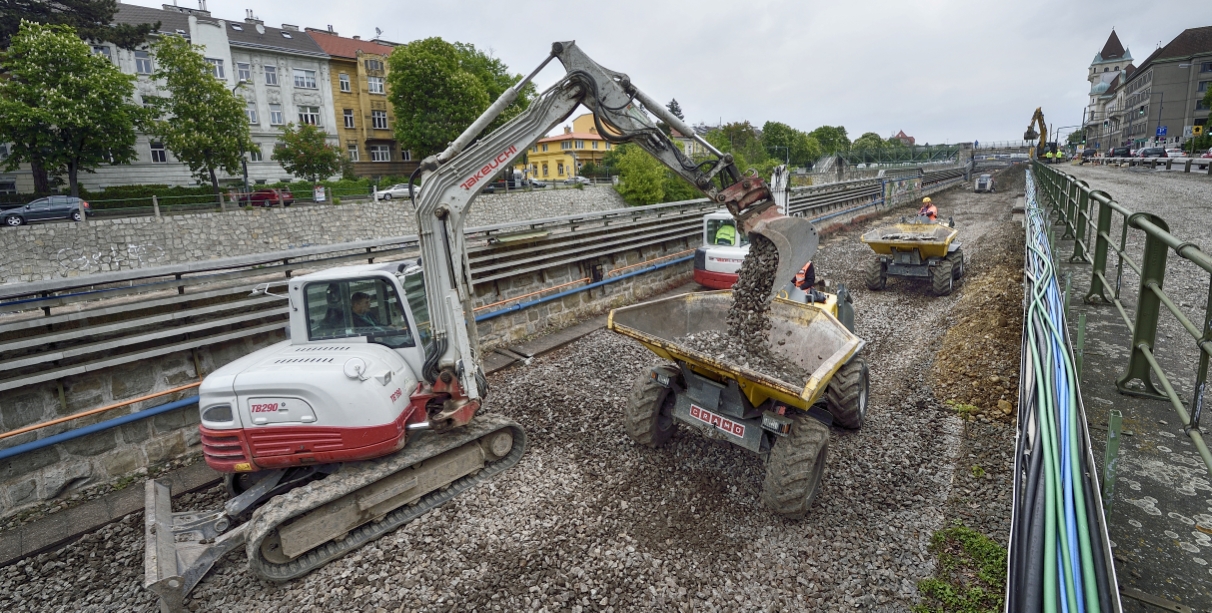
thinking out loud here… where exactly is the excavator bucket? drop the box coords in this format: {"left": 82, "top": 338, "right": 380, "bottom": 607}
{"left": 744, "top": 207, "right": 820, "bottom": 298}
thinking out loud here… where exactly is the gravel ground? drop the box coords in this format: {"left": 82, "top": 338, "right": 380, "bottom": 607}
{"left": 0, "top": 178, "right": 1024, "bottom": 613}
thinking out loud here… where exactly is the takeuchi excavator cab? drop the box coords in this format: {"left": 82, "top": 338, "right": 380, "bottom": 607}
{"left": 694, "top": 210, "right": 752, "bottom": 289}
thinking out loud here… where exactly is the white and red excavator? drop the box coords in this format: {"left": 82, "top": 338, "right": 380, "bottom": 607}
{"left": 143, "top": 41, "right": 818, "bottom": 612}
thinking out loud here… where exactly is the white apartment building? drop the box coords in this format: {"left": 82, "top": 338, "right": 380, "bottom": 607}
{"left": 0, "top": 2, "right": 340, "bottom": 194}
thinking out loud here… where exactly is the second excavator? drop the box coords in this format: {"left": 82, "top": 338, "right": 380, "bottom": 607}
{"left": 143, "top": 40, "right": 819, "bottom": 612}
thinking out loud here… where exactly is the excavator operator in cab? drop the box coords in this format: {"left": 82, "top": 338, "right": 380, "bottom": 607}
{"left": 918, "top": 197, "right": 938, "bottom": 222}
{"left": 714, "top": 220, "right": 738, "bottom": 246}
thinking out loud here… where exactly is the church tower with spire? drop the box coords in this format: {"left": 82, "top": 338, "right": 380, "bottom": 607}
{"left": 1085, "top": 30, "right": 1135, "bottom": 150}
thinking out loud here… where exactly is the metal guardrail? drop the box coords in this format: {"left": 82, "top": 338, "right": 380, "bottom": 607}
{"left": 1033, "top": 160, "right": 1212, "bottom": 476}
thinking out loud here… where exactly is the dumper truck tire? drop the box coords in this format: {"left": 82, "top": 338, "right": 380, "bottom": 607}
{"left": 624, "top": 365, "right": 678, "bottom": 447}
{"left": 949, "top": 249, "right": 965, "bottom": 280}
{"left": 761, "top": 415, "right": 829, "bottom": 518}
{"left": 931, "top": 259, "right": 955, "bottom": 296}
{"left": 825, "top": 358, "right": 868, "bottom": 429}
{"left": 864, "top": 258, "right": 886, "bottom": 291}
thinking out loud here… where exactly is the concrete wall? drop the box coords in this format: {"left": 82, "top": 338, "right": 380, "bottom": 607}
{"left": 0, "top": 186, "right": 627, "bottom": 284}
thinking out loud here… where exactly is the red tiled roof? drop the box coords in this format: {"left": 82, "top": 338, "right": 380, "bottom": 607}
{"left": 306, "top": 30, "right": 393, "bottom": 59}
{"left": 1100, "top": 30, "right": 1126, "bottom": 60}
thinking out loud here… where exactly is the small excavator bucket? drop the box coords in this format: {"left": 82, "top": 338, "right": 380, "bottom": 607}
{"left": 744, "top": 210, "right": 820, "bottom": 298}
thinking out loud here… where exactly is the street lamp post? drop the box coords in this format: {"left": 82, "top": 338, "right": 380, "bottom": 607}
{"left": 771, "top": 145, "right": 790, "bottom": 168}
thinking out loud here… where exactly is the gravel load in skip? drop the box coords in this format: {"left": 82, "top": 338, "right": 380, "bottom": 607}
{"left": 677, "top": 329, "right": 808, "bottom": 386}
{"left": 1, "top": 178, "right": 1028, "bottom": 612}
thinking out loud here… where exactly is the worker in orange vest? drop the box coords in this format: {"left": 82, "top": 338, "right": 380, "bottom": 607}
{"left": 793, "top": 261, "right": 826, "bottom": 303}
{"left": 918, "top": 197, "right": 938, "bottom": 222}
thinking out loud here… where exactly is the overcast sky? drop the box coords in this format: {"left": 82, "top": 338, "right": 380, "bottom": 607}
{"left": 140, "top": 0, "right": 1202, "bottom": 144}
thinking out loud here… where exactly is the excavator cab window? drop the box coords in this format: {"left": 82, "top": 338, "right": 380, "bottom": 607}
{"left": 400, "top": 269, "right": 432, "bottom": 345}
{"left": 304, "top": 277, "right": 415, "bottom": 348}
{"left": 706, "top": 219, "right": 748, "bottom": 247}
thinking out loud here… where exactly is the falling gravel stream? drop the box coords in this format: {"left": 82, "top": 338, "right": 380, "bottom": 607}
{"left": 0, "top": 171, "right": 1027, "bottom": 613}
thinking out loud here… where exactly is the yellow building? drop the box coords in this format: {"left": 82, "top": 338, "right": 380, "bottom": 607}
{"left": 520, "top": 113, "right": 613, "bottom": 180}
{"left": 306, "top": 29, "right": 414, "bottom": 177}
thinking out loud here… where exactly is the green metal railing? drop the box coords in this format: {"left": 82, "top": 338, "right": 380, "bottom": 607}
{"left": 1032, "top": 160, "right": 1212, "bottom": 476}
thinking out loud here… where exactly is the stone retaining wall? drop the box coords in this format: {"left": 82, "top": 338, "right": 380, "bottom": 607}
{"left": 0, "top": 186, "right": 626, "bottom": 284}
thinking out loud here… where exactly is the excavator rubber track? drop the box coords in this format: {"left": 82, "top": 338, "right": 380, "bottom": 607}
{"left": 244, "top": 413, "right": 525, "bottom": 581}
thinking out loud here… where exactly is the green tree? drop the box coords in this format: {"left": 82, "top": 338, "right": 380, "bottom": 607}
{"left": 761, "top": 121, "right": 823, "bottom": 167}
{"left": 0, "top": 0, "right": 158, "bottom": 49}
{"left": 850, "top": 132, "right": 886, "bottom": 155}
{"left": 0, "top": 21, "right": 145, "bottom": 197}
{"left": 388, "top": 38, "right": 534, "bottom": 159}
{"left": 272, "top": 123, "right": 342, "bottom": 184}
{"left": 808, "top": 125, "right": 850, "bottom": 154}
{"left": 146, "top": 35, "right": 253, "bottom": 196}
{"left": 613, "top": 144, "right": 665, "bottom": 205}
{"left": 666, "top": 99, "right": 684, "bottom": 120}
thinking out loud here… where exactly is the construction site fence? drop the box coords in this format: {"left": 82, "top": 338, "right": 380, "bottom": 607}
{"left": 1032, "top": 160, "right": 1212, "bottom": 477}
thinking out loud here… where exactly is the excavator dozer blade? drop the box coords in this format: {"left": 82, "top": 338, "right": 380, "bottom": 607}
{"left": 743, "top": 209, "right": 819, "bottom": 298}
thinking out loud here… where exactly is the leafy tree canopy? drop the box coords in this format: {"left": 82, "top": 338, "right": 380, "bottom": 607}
{"left": 272, "top": 123, "right": 342, "bottom": 184}
{"left": 808, "top": 125, "right": 850, "bottom": 154}
{"left": 146, "top": 34, "right": 253, "bottom": 194}
{"left": 666, "top": 99, "right": 684, "bottom": 121}
{"left": 612, "top": 143, "right": 666, "bottom": 206}
{"left": 0, "top": 21, "right": 145, "bottom": 196}
{"left": 850, "top": 132, "right": 886, "bottom": 154}
{"left": 388, "top": 38, "right": 535, "bottom": 159}
{"left": 0, "top": 0, "right": 158, "bottom": 49}
{"left": 761, "top": 121, "right": 822, "bottom": 167}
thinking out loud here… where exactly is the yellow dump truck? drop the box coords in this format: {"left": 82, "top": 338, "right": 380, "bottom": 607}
{"left": 608, "top": 290, "right": 866, "bottom": 517}
{"left": 861, "top": 219, "right": 963, "bottom": 295}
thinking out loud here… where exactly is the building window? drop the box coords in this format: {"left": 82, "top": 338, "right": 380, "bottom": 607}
{"left": 269, "top": 103, "right": 284, "bottom": 125}
{"left": 246, "top": 102, "right": 258, "bottom": 125}
{"left": 365, "top": 59, "right": 383, "bottom": 71}
{"left": 150, "top": 142, "right": 167, "bottom": 163}
{"left": 561, "top": 141, "right": 571, "bottom": 150}
{"left": 339, "top": 73, "right": 350, "bottom": 92}
{"left": 135, "top": 50, "right": 153, "bottom": 74}
{"left": 542, "top": 163, "right": 548, "bottom": 177}
{"left": 531, "top": 146, "right": 537, "bottom": 153}
{"left": 92, "top": 45, "right": 113, "bottom": 62}
{"left": 576, "top": 140, "right": 584, "bottom": 149}
{"left": 0, "top": 143, "right": 9, "bottom": 160}
{"left": 368, "top": 76, "right": 384, "bottom": 94}
{"left": 1198, "top": 100, "right": 1210, "bottom": 111}
{"left": 1201, "top": 62, "right": 1212, "bottom": 73}
{"left": 402, "top": 149, "right": 412, "bottom": 161}
{"left": 298, "top": 105, "right": 321, "bottom": 126}
{"left": 370, "top": 145, "right": 391, "bottom": 162}
{"left": 343, "top": 109, "right": 355, "bottom": 128}
{"left": 293, "top": 68, "right": 317, "bottom": 89}
{"left": 541, "top": 143, "right": 548, "bottom": 152}
{"left": 236, "top": 62, "right": 251, "bottom": 82}
{"left": 592, "top": 141, "right": 598, "bottom": 149}
{"left": 372, "top": 110, "right": 388, "bottom": 129}
{"left": 248, "top": 146, "right": 263, "bottom": 162}
{"left": 347, "top": 144, "right": 359, "bottom": 162}
{"left": 605, "top": 142, "right": 611, "bottom": 150}
{"left": 206, "top": 58, "right": 225, "bottom": 79}
{"left": 0, "top": 180, "right": 16, "bottom": 194}
{"left": 264, "top": 65, "right": 278, "bottom": 85}
{"left": 557, "top": 162, "right": 565, "bottom": 176}
{"left": 1199, "top": 81, "right": 1210, "bottom": 93}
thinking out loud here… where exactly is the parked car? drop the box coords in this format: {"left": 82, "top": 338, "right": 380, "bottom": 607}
{"left": 238, "top": 188, "right": 293, "bottom": 207}
{"left": 1079, "top": 149, "right": 1097, "bottom": 163}
{"left": 563, "top": 176, "right": 592, "bottom": 186}
{"left": 1164, "top": 148, "right": 1185, "bottom": 157}
{"left": 528, "top": 179, "right": 548, "bottom": 188}
{"left": 1136, "top": 147, "right": 1167, "bottom": 158}
{"left": 1202, "top": 147, "right": 1212, "bottom": 159}
{"left": 374, "top": 183, "right": 411, "bottom": 201}
{"left": 2, "top": 195, "right": 92, "bottom": 227}
{"left": 1110, "top": 146, "right": 1132, "bottom": 157}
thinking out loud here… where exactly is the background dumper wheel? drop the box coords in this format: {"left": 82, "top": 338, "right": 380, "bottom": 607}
{"left": 864, "top": 258, "right": 885, "bottom": 290}
{"left": 624, "top": 365, "right": 678, "bottom": 447}
{"left": 761, "top": 415, "right": 829, "bottom": 518}
{"left": 931, "top": 258, "right": 955, "bottom": 296}
{"left": 826, "top": 357, "right": 869, "bottom": 429}
{"left": 949, "top": 248, "right": 965, "bottom": 280}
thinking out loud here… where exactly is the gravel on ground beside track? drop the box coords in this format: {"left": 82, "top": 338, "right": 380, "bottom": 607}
{"left": 0, "top": 176, "right": 1024, "bottom": 613}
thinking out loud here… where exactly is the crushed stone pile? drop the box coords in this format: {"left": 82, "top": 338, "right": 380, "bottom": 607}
{"left": 725, "top": 234, "right": 779, "bottom": 350}
{"left": 677, "top": 330, "right": 808, "bottom": 386}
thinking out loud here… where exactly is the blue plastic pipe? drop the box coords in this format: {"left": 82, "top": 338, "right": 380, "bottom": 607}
{"left": 0, "top": 396, "right": 199, "bottom": 462}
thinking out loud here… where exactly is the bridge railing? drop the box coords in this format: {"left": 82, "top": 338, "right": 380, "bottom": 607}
{"left": 1033, "top": 160, "right": 1212, "bottom": 476}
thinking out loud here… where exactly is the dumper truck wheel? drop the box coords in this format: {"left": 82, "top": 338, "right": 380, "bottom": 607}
{"left": 864, "top": 258, "right": 886, "bottom": 291}
{"left": 761, "top": 415, "right": 829, "bottom": 518}
{"left": 624, "top": 365, "right": 678, "bottom": 447}
{"left": 826, "top": 358, "right": 869, "bottom": 429}
{"left": 949, "top": 249, "right": 965, "bottom": 280}
{"left": 931, "top": 259, "right": 955, "bottom": 296}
